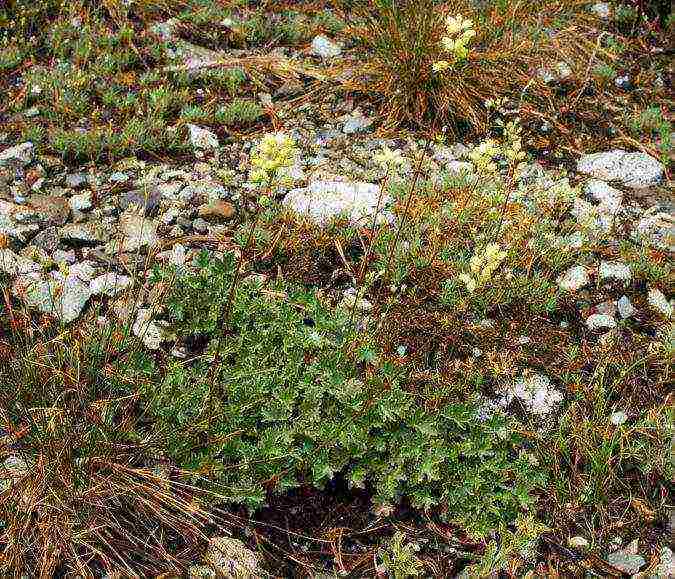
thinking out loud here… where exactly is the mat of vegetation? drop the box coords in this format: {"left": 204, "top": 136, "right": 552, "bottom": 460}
{"left": 0, "top": 0, "right": 672, "bottom": 577}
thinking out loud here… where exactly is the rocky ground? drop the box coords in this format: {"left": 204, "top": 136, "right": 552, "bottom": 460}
{"left": 0, "top": 1, "right": 673, "bottom": 577}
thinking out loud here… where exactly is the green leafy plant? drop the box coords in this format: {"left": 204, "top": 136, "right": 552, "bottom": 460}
{"left": 142, "top": 250, "right": 538, "bottom": 535}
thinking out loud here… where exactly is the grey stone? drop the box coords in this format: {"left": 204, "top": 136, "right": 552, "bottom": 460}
{"left": 499, "top": 372, "right": 563, "bottom": 416}
{"left": 617, "top": 295, "right": 636, "bottom": 319}
{"left": 591, "top": 2, "right": 610, "bottom": 18}
{"left": 599, "top": 261, "right": 631, "bottom": 283}
{"left": 65, "top": 173, "right": 88, "bottom": 189}
{"left": 284, "top": 181, "right": 393, "bottom": 226}
{"left": 607, "top": 540, "right": 645, "bottom": 575}
{"left": 311, "top": 35, "right": 342, "bottom": 58}
{"left": 647, "top": 288, "right": 672, "bottom": 318}
{"left": 577, "top": 149, "right": 664, "bottom": 188}
{"left": 0, "top": 248, "right": 40, "bottom": 275}
{"left": 192, "top": 218, "right": 209, "bottom": 233}
{"left": 0, "top": 142, "right": 34, "bottom": 168}
{"left": 12, "top": 267, "right": 93, "bottom": 323}
{"left": 90, "top": 273, "right": 133, "bottom": 297}
{"left": 30, "top": 227, "right": 59, "bottom": 251}
{"left": 586, "top": 313, "right": 616, "bottom": 331}
{"left": 557, "top": 265, "right": 590, "bottom": 291}
{"left": 121, "top": 188, "right": 162, "bottom": 216}
{"left": 132, "top": 309, "right": 168, "bottom": 350}
{"left": 342, "top": 111, "right": 373, "bottom": 134}
{"left": 59, "top": 223, "right": 109, "bottom": 245}
{"left": 69, "top": 191, "right": 93, "bottom": 212}
{"left": 115, "top": 209, "right": 158, "bottom": 252}
{"left": 205, "top": 537, "right": 258, "bottom": 579}
{"left": 188, "top": 124, "right": 219, "bottom": 150}
{"left": 584, "top": 179, "right": 623, "bottom": 214}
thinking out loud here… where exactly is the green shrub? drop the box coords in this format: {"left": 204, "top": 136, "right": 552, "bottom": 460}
{"left": 142, "top": 251, "right": 538, "bottom": 535}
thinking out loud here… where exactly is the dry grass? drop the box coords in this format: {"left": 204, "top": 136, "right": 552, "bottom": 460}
{"left": 0, "top": 299, "right": 224, "bottom": 577}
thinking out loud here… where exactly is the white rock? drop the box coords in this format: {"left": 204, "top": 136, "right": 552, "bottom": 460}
{"left": 0, "top": 248, "right": 40, "bottom": 275}
{"left": 557, "top": 265, "right": 590, "bottom": 291}
{"left": 90, "top": 273, "right": 133, "bottom": 297}
{"left": 569, "top": 536, "right": 589, "bottom": 549}
{"left": 311, "top": 35, "right": 341, "bottom": 58}
{"left": 586, "top": 313, "right": 616, "bottom": 331}
{"left": 599, "top": 261, "right": 631, "bottom": 283}
{"left": 584, "top": 179, "right": 622, "bottom": 214}
{"left": 132, "top": 309, "right": 167, "bottom": 350}
{"left": 609, "top": 411, "right": 628, "bottom": 426}
{"left": 13, "top": 269, "right": 92, "bottom": 323}
{"left": 69, "top": 191, "right": 93, "bottom": 211}
{"left": 187, "top": 124, "right": 219, "bottom": 150}
{"left": 205, "top": 537, "right": 258, "bottom": 578}
{"left": 116, "top": 209, "right": 159, "bottom": 252}
{"left": 59, "top": 222, "right": 109, "bottom": 244}
{"left": 284, "top": 181, "right": 393, "bottom": 226}
{"left": 500, "top": 372, "right": 563, "bottom": 416}
{"left": 607, "top": 540, "right": 646, "bottom": 575}
{"left": 342, "top": 111, "right": 373, "bottom": 134}
{"left": 341, "top": 288, "right": 373, "bottom": 312}
{"left": 446, "top": 160, "right": 473, "bottom": 175}
{"left": 633, "top": 211, "right": 674, "bottom": 252}
{"left": 647, "top": 288, "right": 672, "bottom": 318}
{"left": 617, "top": 295, "right": 636, "bottom": 319}
{"left": 591, "top": 2, "right": 610, "bottom": 18}
{"left": 577, "top": 150, "right": 664, "bottom": 188}
{"left": 0, "top": 142, "right": 34, "bottom": 168}
{"left": 572, "top": 198, "right": 611, "bottom": 233}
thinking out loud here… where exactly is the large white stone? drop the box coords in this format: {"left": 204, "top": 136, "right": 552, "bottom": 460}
{"left": 577, "top": 149, "right": 664, "bottom": 188}
{"left": 90, "top": 272, "right": 133, "bottom": 297}
{"left": 283, "top": 181, "right": 393, "bottom": 226}
{"left": 116, "top": 209, "right": 158, "bottom": 252}
{"left": 585, "top": 313, "right": 616, "bottom": 331}
{"left": 584, "top": 179, "right": 622, "bottom": 214}
{"left": 647, "top": 288, "right": 672, "bottom": 318}
{"left": 0, "top": 249, "right": 40, "bottom": 275}
{"left": 12, "top": 267, "right": 93, "bottom": 323}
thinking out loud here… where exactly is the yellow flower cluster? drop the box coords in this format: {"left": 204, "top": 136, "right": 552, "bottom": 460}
{"left": 433, "top": 14, "right": 476, "bottom": 72}
{"left": 469, "top": 119, "right": 527, "bottom": 178}
{"left": 458, "top": 242, "right": 507, "bottom": 293}
{"left": 373, "top": 145, "right": 405, "bottom": 171}
{"left": 249, "top": 132, "right": 299, "bottom": 185}
{"left": 468, "top": 139, "right": 500, "bottom": 174}
{"left": 502, "top": 120, "right": 527, "bottom": 178}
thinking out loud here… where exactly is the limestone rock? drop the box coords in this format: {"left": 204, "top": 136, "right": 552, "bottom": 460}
{"left": 284, "top": 181, "right": 393, "bottom": 226}
{"left": 577, "top": 150, "right": 664, "bottom": 188}
{"left": 558, "top": 265, "right": 590, "bottom": 291}
{"left": 311, "top": 35, "right": 341, "bottom": 58}
{"left": 205, "top": 537, "right": 258, "bottom": 579}
{"left": 188, "top": 124, "right": 219, "bottom": 150}
{"left": 586, "top": 313, "right": 616, "bottom": 331}
{"left": 0, "top": 142, "right": 34, "bottom": 168}
{"left": 598, "top": 261, "right": 631, "bottom": 283}
{"left": 500, "top": 372, "right": 563, "bottom": 416}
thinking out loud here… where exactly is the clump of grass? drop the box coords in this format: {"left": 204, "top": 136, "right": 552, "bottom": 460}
{"left": 216, "top": 98, "right": 264, "bottom": 127}
{"left": 0, "top": 297, "right": 218, "bottom": 576}
{"left": 343, "top": 0, "right": 559, "bottom": 133}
